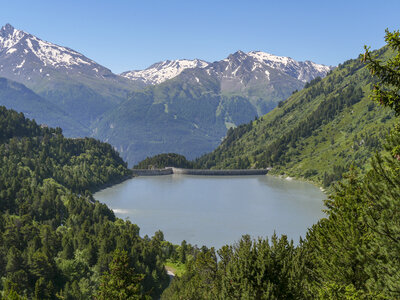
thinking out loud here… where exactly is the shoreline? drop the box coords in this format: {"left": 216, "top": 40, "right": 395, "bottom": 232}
{"left": 94, "top": 168, "right": 328, "bottom": 198}
{"left": 91, "top": 173, "right": 134, "bottom": 194}
{"left": 274, "top": 173, "right": 328, "bottom": 195}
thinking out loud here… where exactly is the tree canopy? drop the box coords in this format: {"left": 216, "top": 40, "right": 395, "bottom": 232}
{"left": 0, "top": 107, "right": 169, "bottom": 299}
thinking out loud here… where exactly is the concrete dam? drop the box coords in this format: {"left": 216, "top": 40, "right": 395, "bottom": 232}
{"left": 132, "top": 167, "right": 271, "bottom": 176}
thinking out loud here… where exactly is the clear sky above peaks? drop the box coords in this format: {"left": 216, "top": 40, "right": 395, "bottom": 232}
{"left": 1, "top": 0, "right": 399, "bottom": 73}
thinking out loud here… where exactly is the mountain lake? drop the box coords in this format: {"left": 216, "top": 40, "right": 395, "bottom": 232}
{"left": 94, "top": 174, "right": 325, "bottom": 249}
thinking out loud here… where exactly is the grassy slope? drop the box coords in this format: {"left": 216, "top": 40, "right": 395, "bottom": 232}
{"left": 165, "top": 260, "right": 187, "bottom": 277}
{"left": 195, "top": 47, "right": 396, "bottom": 186}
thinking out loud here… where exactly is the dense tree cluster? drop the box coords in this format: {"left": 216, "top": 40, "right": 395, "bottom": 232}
{"left": 134, "top": 153, "right": 193, "bottom": 169}
{"left": 162, "top": 234, "right": 306, "bottom": 299}
{"left": 0, "top": 107, "right": 169, "bottom": 299}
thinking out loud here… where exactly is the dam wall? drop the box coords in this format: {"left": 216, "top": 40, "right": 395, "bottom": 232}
{"left": 171, "top": 167, "right": 270, "bottom": 175}
{"left": 132, "top": 168, "right": 270, "bottom": 176}
{"left": 132, "top": 169, "right": 173, "bottom": 176}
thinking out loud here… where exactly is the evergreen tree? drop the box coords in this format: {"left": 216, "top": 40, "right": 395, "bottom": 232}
{"left": 362, "top": 29, "right": 400, "bottom": 296}
{"left": 364, "top": 29, "right": 400, "bottom": 114}
{"left": 95, "top": 249, "right": 149, "bottom": 300}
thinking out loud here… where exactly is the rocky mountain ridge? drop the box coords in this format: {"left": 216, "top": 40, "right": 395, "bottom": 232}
{"left": 120, "top": 50, "right": 332, "bottom": 87}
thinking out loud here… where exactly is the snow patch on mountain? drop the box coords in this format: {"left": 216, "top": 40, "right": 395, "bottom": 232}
{"left": 248, "top": 51, "right": 291, "bottom": 65}
{"left": 15, "top": 59, "right": 25, "bottom": 69}
{"left": 247, "top": 51, "right": 331, "bottom": 82}
{"left": 121, "top": 59, "right": 209, "bottom": 85}
{"left": 6, "top": 48, "right": 17, "bottom": 54}
{"left": 26, "top": 37, "right": 93, "bottom": 68}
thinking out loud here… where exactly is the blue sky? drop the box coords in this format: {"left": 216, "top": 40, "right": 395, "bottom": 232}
{"left": 1, "top": 0, "right": 399, "bottom": 73}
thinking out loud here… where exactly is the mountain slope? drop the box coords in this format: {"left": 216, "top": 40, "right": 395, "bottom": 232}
{"left": 0, "top": 23, "right": 139, "bottom": 129}
{"left": 93, "top": 71, "right": 258, "bottom": 164}
{"left": 122, "top": 50, "right": 332, "bottom": 116}
{"left": 0, "top": 77, "right": 88, "bottom": 136}
{"left": 195, "top": 47, "right": 396, "bottom": 186}
{"left": 99, "top": 51, "right": 331, "bottom": 165}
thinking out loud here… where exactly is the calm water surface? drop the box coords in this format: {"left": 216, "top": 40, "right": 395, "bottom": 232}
{"left": 94, "top": 175, "right": 325, "bottom": 249}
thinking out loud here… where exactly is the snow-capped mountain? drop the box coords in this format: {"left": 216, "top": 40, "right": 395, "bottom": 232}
{"left": 201, "top": 50, "right": 332, "bottom": 96}
{"left": 0, "top": 23, "right": 138, "bottom": 131}
{"left": 246, "top": 51, "right": 331, "bottom": 82}
{"left": 121, "top": 59, "right": 209, "bottom": 85}
{"left": 169, "top": 50, "right": 332, "bottom": 110}
{"left": 205, "top": 50, "right": 331, "bottom": 86}
{"left": 0, "top": 23, "right": 115, "bottom": 81}
{"left": 120, "top": 50, "right": 331, "bottom": 88}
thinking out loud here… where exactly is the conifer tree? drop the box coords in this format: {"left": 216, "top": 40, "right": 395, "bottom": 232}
{"left": 364, "top": 29, "right": 400, "bottom": 114}
{"left": 360, "top": 28, "right": 400, "bottom": 297}
{"left": 361, "top": 126, "right": 400, "bottom": 296}
{"left": 95, "top": 249, "right": 149, "bottom": 300}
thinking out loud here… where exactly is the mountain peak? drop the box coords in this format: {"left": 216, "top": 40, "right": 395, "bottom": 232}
{"left": 1, "top": 23, "right": 15, "bottom": 32}
{"left": 0, "top": 24, "right": 26, "bottom": 51}
{"left": 235, "top": 50, "right": 246, "bottom": 55}
{"left": 0, "top": 23, "right": 116, "bottom": 83}
{"left": 228, "top": 50, "right": 248, "bottom": 60}
{"left": 0, "top": 23, "right": 24, "bottom": 38}
{"left": 121, "top": 58, "right": 209, "bottom": 85}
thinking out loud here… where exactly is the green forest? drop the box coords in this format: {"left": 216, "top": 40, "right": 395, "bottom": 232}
{"left": 0, "top": 107, "right": 177, "bottom": 299}
{"left": 2, "top": 28, "right": 400, "bottom": 299}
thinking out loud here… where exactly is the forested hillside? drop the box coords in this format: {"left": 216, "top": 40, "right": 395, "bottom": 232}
{"left": 195, "top": 46, "right": 396, "bottom": 187}
{"left": 162, "top": 29, "right": 400, "bottom": 299}
{"left": 0, "top": 77, "right": 89, "bottom": 137}
{"left": 0, "top": 106, "right": 171, "bottom": 299}
{"left": 134, "top": 153, "right": 193, "bottom": 169}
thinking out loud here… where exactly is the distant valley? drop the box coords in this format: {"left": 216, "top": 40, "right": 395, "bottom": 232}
{"left": 0, "top": 23, "right": 331, "bottom": 165}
